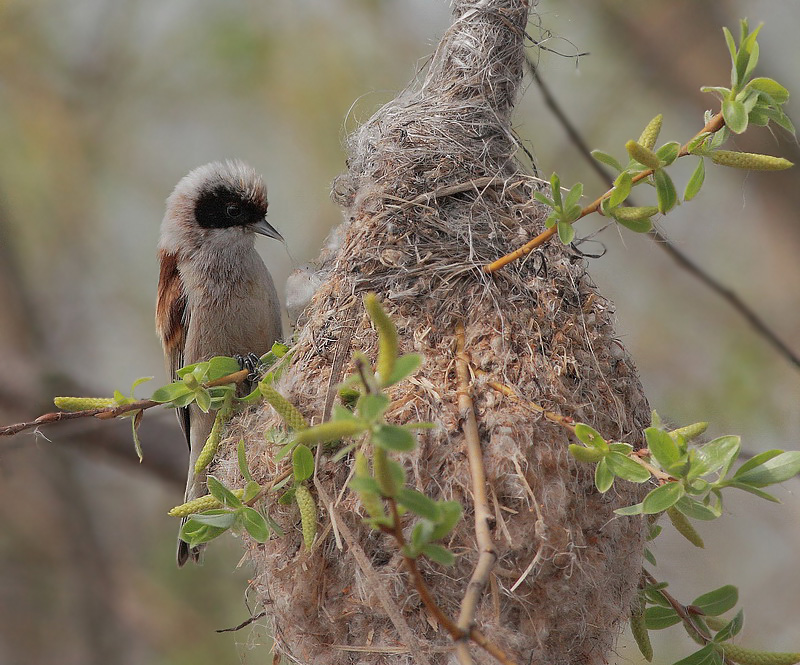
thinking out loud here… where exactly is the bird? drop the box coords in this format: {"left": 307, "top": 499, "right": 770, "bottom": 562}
{"left": 155, "top": 160, "right": 283, "bottom": 566}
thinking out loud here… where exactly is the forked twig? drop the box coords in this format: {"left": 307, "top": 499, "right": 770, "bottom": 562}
{"left": 454, "top": 323, "right": 498, "bottom": 664}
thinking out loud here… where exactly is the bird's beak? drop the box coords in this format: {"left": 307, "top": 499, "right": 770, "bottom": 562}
{"left": 253, "top": 217, "right": 284, "bottom": 242}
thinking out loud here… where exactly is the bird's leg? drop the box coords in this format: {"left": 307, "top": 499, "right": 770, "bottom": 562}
{"left": 234, "top": 352, "right": 262, "bottom": 383}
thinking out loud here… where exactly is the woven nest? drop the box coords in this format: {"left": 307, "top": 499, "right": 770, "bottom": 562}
{"left": 217, "top": 1, "right": 651, "bottom": 663}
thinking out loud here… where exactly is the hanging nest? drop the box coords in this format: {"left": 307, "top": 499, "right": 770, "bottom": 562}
{"left": 217, "top": 1, "right": 651, "bottom": 663}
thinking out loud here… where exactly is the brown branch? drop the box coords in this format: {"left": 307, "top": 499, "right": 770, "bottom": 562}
{"left": 384, "top": 499, "right": 518, "bottom": 665}
{"left": 484, "top": 113, "right": 726, "bottom": 273}
{"left": 454, "top": 324, "right": 498, "bottom": 664}
{"left": 0, "top": 369, "right": 250, "bottom": 438}
{"left": 527, "top": 61, "right": 800, "bottom": 371}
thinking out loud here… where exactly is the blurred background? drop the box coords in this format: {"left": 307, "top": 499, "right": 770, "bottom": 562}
{"left": 0, "top": 1, "right": 797, "bottom": 663}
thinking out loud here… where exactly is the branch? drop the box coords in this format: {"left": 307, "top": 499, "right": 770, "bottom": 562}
{"left": 484, "top": 113, "right": 726, "bottom": 273}
{"left": 0, "top": 369, "right": 250, "bottom": 438}
{"left": 454, "top": 324, "right": 498, "bottom": 664}
{"left": 526, "top": 62, "right": 800, "bottom": 371}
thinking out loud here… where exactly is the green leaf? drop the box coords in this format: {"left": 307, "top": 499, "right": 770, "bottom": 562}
{"left": 609, "top": 171, "right": 632, "bottom": 208}
{"left": 237, "top": 439, "right": 253, "bottom": 482}
{"left": 692, "top": 585, "right": 738, "bottom": 616}
{"left": 206, "top": 356, "right": 242, "bottom": 380}
{"left": 591, "top": 150, "right": 624, "bottom": 172}
{"left": 569, "top": 444, "right": 605, "bottom": 463}
{"left": 613, "top": 209, "right": 654, "bottom": 234}
{"left": 411, "top": 520, "right": 434, "bottom": 549}
{"left": 243, "top": 480, "right": 261, "bottom": 503}
{"left": 614, "top": 502, "right": 644, "bottom": 516}
{"left": 544, "top": 211, "right": 559, "bottom": 229}
{"left": 574, "top": 423, "right": 609, "bottom": 451}
{"left": 207, "top": 476, "right": 243, "bottom": 509}
{"left": 180, "top": 517, "right": 230, "bottom": 547}
{"left": 294, "top": 419, "right": 367, "bottom": 445}
{"left": 723, "top": 99, "right": 748, "bottom": 134}
{"left": 610, "top": 442, "right": 634, "bottom": 455}
{"left": 292, "top": 444, "right": 315, "bottom": 483}
{"left": 550, "top": 172, "right": 563, "bottom": 208}
{"left": 187, "top": 509, "right": 237, "bottom": 529}
{"left": 645, "top": 427, "right": 681, "bottom": 468}
{"left": 386, "top": 353, "right": 422, "bottom": 386}
{"left": 240, "top": 507, "right": 270, "bottom": 542}
{"left": 349, "top": 475, "right": 381, "bottom": 495}
{"left": 605, "top": 452, "right": 652, "bottom": 483}
{"left": 557, "top": 220, "right": 575, "bottom": 245}
{"left": 733, "top": 449, "right": 784, "bottom": 477}
{"left": 725, "top": 480, "right": 780, "bottom": 503}
{"left": 747, "top": 76, "right": 789, "bottom": 104}
{"left": 373, "top": 424, "right": 416, "bottom": 452}
{"left": 654, "top": 169, "right": 677, "bottom": 213}
{"left": 641, "top": 482, "right": 685, "bottom": 514}
{"left": 357, "top": 393, "right": 390, "bottom": 422}
{"left": 594, "top": 458, "right": 614, "bottom": 493}
{"left": 763, "top": 106, "right": 796, "bottom": 135}
{"left": 713, "top": 609, "right": 744, "bottom": 642}
{"left": 564, "top": 182, "right": 584, "bottom": 210}
{"left": 655, "top": 141, "right": 681, "bottom": 166}
{"left": 396, "top": 488, "right": 440, "bottom": 521}
{"left": 643, "top": 548, "right": 656, "bottom": 566}
{"left": 277, "top": 487, "right": 296, "bottom": 505}
{"left": 672, "top": 644, "right": 719, "bottom": 665}
{"left": 688, "top": 436, "right": 741, "bottom": 482}
{"left": 732, "top": 451, "right": 800, "bottom": 487}
{"left": 194, "top": 387, "right": 211, "bottom": 413}
{"left": 533, "top": 191, "right": 555, "bottom": 208}
{"left": 150, "top": 382, "right": 193, "bottom": 404}
{"left": 701, "top": 86, "right": 732, "bottom": 103}
{"left": 430, "top": 501, "right": 462, "bottom": 540}
{"left": 674, "top": 496, "right": 720, "bottom": 521}
{"left": 421, "top": 543, "right": 455, "bottom": 566}
{"left": 684, "top": 158, "right": 705, "bottom": 201}
{"left": 644, "top": 606, "right": 682, "bottom": 630}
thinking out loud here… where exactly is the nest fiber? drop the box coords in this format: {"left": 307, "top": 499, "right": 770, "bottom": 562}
{"left": 218, "top": 1, "right": 651, "bottom": 662}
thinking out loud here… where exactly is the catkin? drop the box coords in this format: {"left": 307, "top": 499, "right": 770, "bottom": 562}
{"left": 194, "top": 409, "right": 226, "bottom": 473}
{"left": 260, "top": 382, "right": 308, "bottom": 430}
{"left": 666, "top": 507, "right": 704, "bottom": 548}
{"left": 54, "top": 397, "right": 116, "bottom": 411}
{"left": 625, "top": 140, "right": 662, "bottom": 170}
{"left": 721, "top": 643, "right": 800, "bottom": 665}
{"left": 614, "top": 206, "right": 659, "bottom": 221}
{"left": 295, "top": 484, "right": 317, "bottom": 550}
{"left": 364, "top": 293, "right": 398, "bottom": 385}
{"left": 710, "top": 150, "right": 793, "bottom": 170}
{"left": 354, "top": 452, "right": 386, "bottom": 520}
{"left": 168, "top": 488, "right": 245, "bottom": 516}
{"left": 629, "top": 595, "right": 653, "bottom": 662}
{"left": 669, "top": 421, "right": 709, "bottom": 443}
{"left": 637, "top": 114, "right": 663, "bottom": 150}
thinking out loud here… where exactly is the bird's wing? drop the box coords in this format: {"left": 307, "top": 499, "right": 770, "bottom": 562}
{"left": 156, "top": 249, "right": 191, "bottom": 447}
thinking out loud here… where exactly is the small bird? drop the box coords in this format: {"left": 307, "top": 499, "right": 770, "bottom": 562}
{"left": 156, "top": 160, "right": 283, "bottom": 566}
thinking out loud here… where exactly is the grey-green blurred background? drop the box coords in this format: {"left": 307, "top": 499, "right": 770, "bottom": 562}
{"left": 0, "top": 1, "right": 797, "bottom": 663}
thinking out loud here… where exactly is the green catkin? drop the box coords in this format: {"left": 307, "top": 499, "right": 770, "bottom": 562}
{"left": 710, "top": 150, "right": 793, "bottom": 170}
{"left": 260, "top": 382, "right": 308, "bottom": 430}
{"left": 168, "top": 488, "right": 245, "bottom": 517}
{"left": 372, "top": 446, "right": 398, "bottom": 498}
{"left": 666, "top": 507, "right": 705, "bottom": 548}
{"left": 630, "top": 595, "right": 653, "bottom": 662}
{"left": 669, "top": 421, "right": 709, "bottom": 443}
{"left": 295, "top": 484, "right": 317, "bottom": 550}
{"left": 638, "top": 114, "right": 663, "bottom": 150}
{"left": 54, "top": 396, "right": 115, "bottom": 411}
{"left": 720, "top": 643, "right": 800, "bottom": 665}
{"left": 625, "top": 140, "right": 662, "bottom": 170}
{"left": 364, "top": 293, "right": 398, "bottom": 385}
{"left": 293, "top": 419, "right": 366, "bottom": 445}
{"left": 194, "top": 409, "right": 227, "bottom": 473}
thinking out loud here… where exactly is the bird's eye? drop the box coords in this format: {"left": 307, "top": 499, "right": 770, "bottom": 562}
{"left": 226, "top": 203, "right": 242, "bottom": 218}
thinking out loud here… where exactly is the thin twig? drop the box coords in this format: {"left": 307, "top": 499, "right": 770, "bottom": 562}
{"left": 454, "top": 323, "right": 498, "bottom": 665}
{"left": 527, "top": 61, "right": 800, "bottom": 370}
{"left": 0, "top": 369, "right": 251, "bottom": 438}
{"left": 484, "top": 113, "right": 726, "bottom": 273}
